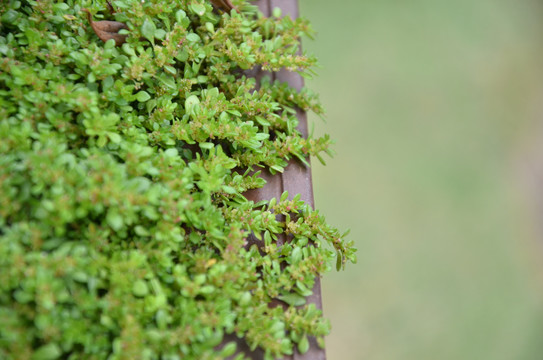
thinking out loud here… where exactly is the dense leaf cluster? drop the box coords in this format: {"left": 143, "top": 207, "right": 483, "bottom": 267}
{"left": 0, "top": 0, "right": 356, "bottom": 359}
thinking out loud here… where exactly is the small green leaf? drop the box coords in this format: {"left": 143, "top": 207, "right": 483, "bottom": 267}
{"left": 176, "top": 50, "right": 189, "bottom": 62}
{"left": 53, "top": 3, "right": 70, "bottom": 11}
{"left": 164, "top": 65, "right": 177, "bottom": 75}
{"left": 270, "top": 164, "right": 284, "bottom": 173}
{"left": 159, "top": 74, "right": 176, "bottom": 90}
{"left": 175, "top": 9, "right": 187, "bottom": 23}
{"left": 289, "top": 247, "right": 302, "bottom": 264}
{"left": 278, "top": 293, "right": 306, "bottom": 307}
{"left": 72, "top": 271, "right": 88, "bottom": 283}
{"left": 107, "top": 132, "right": 121, "bottom": 143}
{"left": 106, "top": 210, "right": 123, "bottom": 231}
{"left": 185, "top": 95, "right": 200, "bottom": 115}
{"left": 1, "top": 9, "right": 19, "bottom": 24}
{"left": 205, "top": 22, "right": 215, "bottom": 33}
{"left": 255, "top": 116, "right": 270, "bottom": 126}
{"left": 132, "top": 280, "right": 149, "bottom": 297}
{"left": 190, "top": 3, "right": 206, "bottom": 16}
{"left": 222, "top": 185, "right": 236, "bottom": 194}
{"left": 185, "top": 33, "right": 200, "bottom": 43}
{"left": 104, "top": 38, "right": 115, "bottom": 50}
{"left": 164, "top": 148, "right": 178, "bottom": 158}
{"left": 122, "top": 43, "right": 136, "bottom": 56}
{"left": 295, "top": 280, "right": 313, "bottom": 296}
{"left": 103, "top": 76, "right": 114, "bottom": 89}
{"left": 317, "top": 336, "right": 326, "bottom": 349}
{"left": 280, "top": 191, "right": 289, "bottom": 202}
{"left": 155, "top": 29, "right": 167, "bottom": 39}
{"left": 31, "top": 343, "right": 61, "bottom": 360}
{"left": 239, "top": 291, "right": 251, "bottom": 306}
{"left": 96, "top": 135, "right": 107, "bottom": 147}
{"left": 297, "top": 336, "right": 309, "bottom": 354}
{"left": 71, "top": 52, "right": 88, "bottom": 65}
{"left": 25, "top": 28, "right": 41, "bottom": 47}
{"left": 141, "top": 19, "right": 156, "bottom": 44}
{"left": 136, "top": 91, "right": 151, "bottom": 102}
{"left": 199, "top": 142, "right": 214, "bottom": 150}
{"left": 336, "top": 251, "right": 343, "bottom": 271}
{"left": 220, "top": 342, "right": 237, "bottom": 357}
{"left": 226, "top": 109, "right": 241, "bottom": 117}
{"left": 135, "top": 225, "right": 150, "bottom": 236}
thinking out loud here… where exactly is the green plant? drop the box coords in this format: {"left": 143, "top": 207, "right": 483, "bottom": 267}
{"left": 0, "top": 0, "right": 356, "bottom": 359}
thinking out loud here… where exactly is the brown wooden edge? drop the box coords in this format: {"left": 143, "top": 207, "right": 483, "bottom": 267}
{"left": 223, "top": 1, "right": 326, "bottom": 359}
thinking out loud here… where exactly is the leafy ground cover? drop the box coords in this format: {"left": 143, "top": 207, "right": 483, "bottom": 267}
{"left": 0, "top": 1, "right": 355, "bottom": 359}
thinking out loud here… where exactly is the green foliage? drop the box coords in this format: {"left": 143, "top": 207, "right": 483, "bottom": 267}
{"left": 0, "top": 0, "right": 356, "bottom": 359}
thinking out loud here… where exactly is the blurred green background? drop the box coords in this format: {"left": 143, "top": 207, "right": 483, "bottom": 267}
{"left": 298, "top": 0, "right": 543, "bottom": 359}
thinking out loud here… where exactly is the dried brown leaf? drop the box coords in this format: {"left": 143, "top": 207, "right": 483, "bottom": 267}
{"left": 82, "top": 9, "right": 128, "bottom": 46}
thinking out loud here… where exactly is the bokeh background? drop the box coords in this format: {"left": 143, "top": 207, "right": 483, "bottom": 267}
{"left": 298, "top": 0, "right": 543, "bottom": 359}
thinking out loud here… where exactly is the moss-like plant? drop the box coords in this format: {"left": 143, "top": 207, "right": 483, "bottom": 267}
{"left": 0, "top": 0, "right": 356, "bottom": 359}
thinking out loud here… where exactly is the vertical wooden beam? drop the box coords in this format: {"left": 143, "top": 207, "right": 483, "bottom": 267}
{"left": 240, "top": 1, "right": 327, "bottom": 359}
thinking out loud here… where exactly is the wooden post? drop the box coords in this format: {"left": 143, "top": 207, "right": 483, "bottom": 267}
{"left": 227, "top": 1, "right": 327, "bottom": 359}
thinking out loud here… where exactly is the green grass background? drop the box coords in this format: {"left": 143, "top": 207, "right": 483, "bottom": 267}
{"left": 298, "top": 0, "right": 543, "bottom": 359}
